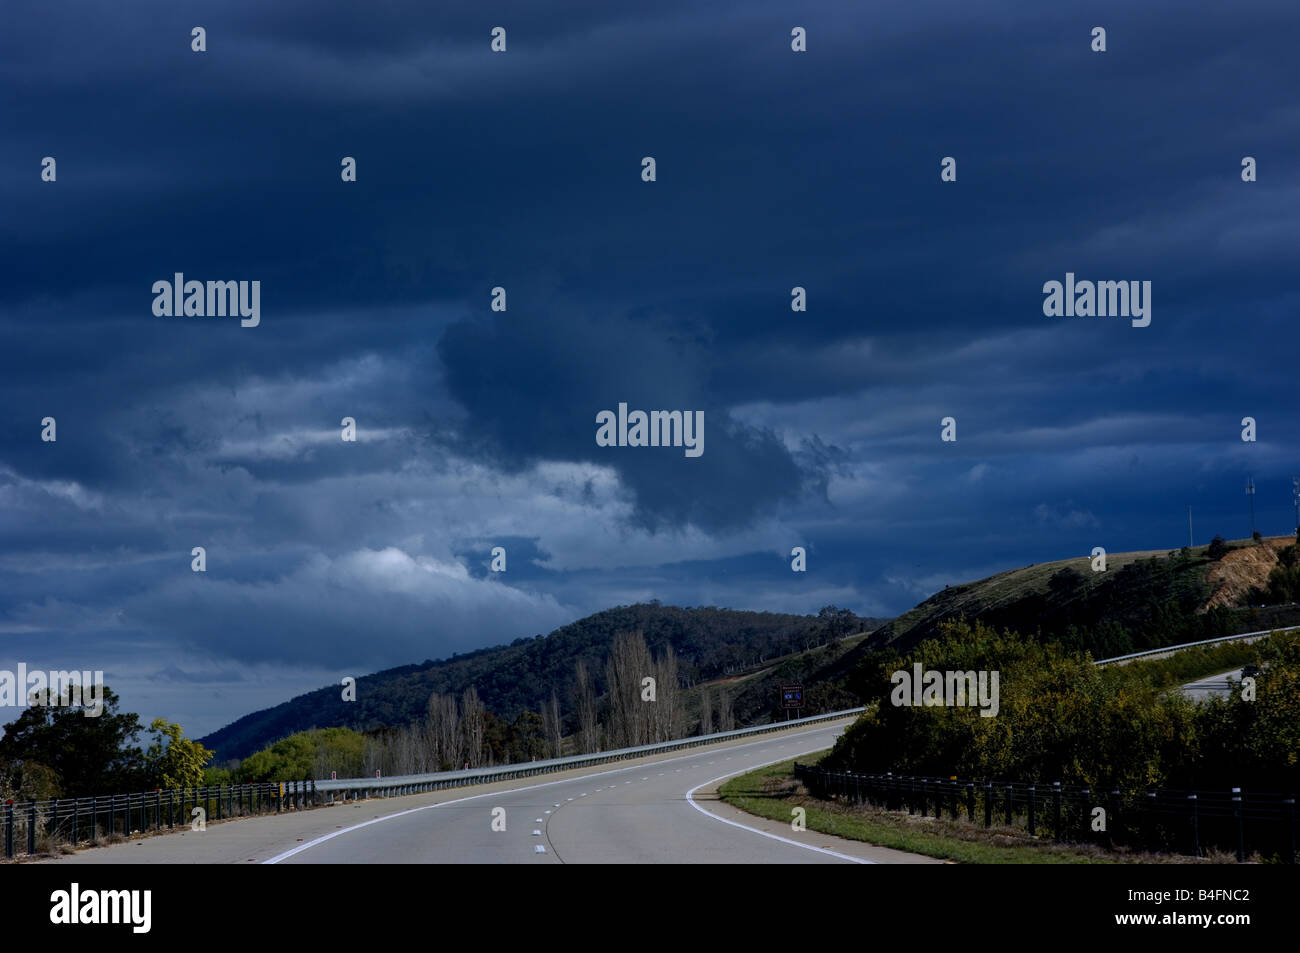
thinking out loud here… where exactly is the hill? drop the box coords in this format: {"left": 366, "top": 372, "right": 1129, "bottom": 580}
{"left": 866, "top": 535, "right": 1300, "bottom": 658}
{"left": 199, "top": 603, "right": 885, "bottom": 762}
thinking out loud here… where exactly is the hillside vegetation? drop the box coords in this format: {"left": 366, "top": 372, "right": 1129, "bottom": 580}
{"left": 866, "top": 536, "right": 1300, "bottom": 660}
{"left": 200, "top": 603, "right": 883, "bottom": 762}
{"left": 829, "top": 620, "right": 1300, "bottom": 794}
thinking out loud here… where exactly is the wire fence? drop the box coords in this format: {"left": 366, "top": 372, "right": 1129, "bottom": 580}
{"left": 2, "top": 780, "right": 320, "bottom": 860}
{"left": 792, "top": 764, "right": 1298, "bottom": 863}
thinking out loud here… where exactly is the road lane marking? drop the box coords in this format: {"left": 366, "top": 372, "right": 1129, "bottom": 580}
{"left": 262, "top": 722, "right": 850, "bottom": 863}
{"left": 685, "top": 754, "right": 873, "bottom": 865}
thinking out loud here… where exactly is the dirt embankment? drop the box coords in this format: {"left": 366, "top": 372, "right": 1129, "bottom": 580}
{"left": 1201, "top": 538, "right": 1291, "bottom": 610}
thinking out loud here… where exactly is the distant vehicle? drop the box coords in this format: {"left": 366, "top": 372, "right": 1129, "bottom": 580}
{"left": 1242, "top": 664, "right": 1260, "bottom": 678}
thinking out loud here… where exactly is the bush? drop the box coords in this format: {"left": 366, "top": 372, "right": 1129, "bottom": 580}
{"left": 826, "top": 621, "right": 1300, "bottom": 794}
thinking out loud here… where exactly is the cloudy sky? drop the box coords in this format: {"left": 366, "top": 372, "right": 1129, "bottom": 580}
{"left": 2, "top": 0, "right": 1297, "bottom": 737}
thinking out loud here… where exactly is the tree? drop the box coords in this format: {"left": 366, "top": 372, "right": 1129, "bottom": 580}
{"left": 699, "top": 687, "right": 712, "bottom": 736}
{"left": 606, "top": 630, "right": 654, "bottom": 747}
{"left": 651, "top": 644, "right": 681, "bottom": 742}
{"left": 718, "top": 689, "right": 735, "bottom": 732}
{"left": 461, "top": 687, "right": 486, "bottom": 768}
{"left": 0, "top": 761, "right": 61, "bottom": 802}
{"left": 510, "top": 711, "right": 548, "bottom": 761}
{"left": 426, "top": 693, "right": 461, "bottom": 771}
{"left": 574, "top": 660, "right": 599, "bottom": 754}
{"left": 540, "top": 691, "right": 563, "bottom": 758}
{"left": 146, "top": 719, "right": 214, "bottom": 789}
{"left": 0, "top": 686, "right": 145, "bottom": 797}
{"left": 816, "top": 606, "right": 858, "bottom": 645}
{"left": 1207, "top": 535, "right": 1230, "bottom": 560}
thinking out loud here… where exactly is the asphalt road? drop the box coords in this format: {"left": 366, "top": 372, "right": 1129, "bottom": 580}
{"left": 40, "top": 718, "right": 938, "bottom": 865}
{"left": 1178, "top": 667, "right": 1247, "bottom": 702}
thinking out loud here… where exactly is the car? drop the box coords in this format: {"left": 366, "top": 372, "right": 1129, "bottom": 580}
{"left": 1242, "top": 663, "right": 1260, "bottom": 678}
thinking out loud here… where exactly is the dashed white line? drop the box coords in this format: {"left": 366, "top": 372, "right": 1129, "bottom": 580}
{"left": 263, "top": 721, "right": 850, "bottom": 863}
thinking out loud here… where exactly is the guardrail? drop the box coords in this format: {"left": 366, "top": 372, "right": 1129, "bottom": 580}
{"left": 1091, "top": 625, "right": 1298, "bottom": 666}
{"left": 2, "top": 781, "right": 313, "bottom": 860}
{"left": 2, "top": 707, "right": 864, "bottom": 860}
{"left": 793, "top": 763, "right": 1298, "bottom": 863}
{"left": 313, "top": 706, "right": 866, "bottom": 795}
{"left": 8, "top": 628, "right": 1294, "bottom": 861}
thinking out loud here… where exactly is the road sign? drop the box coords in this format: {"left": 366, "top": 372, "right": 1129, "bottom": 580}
{"left": 781, "top": 685, "right": 804, "bottom": 709}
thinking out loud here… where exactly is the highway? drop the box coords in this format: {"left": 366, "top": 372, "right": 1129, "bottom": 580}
{"left": 1178, "top": 667, "right": 1247, "bottom": 702}
{"left": 39, "top": 718, "right": 938, "bottom": 865}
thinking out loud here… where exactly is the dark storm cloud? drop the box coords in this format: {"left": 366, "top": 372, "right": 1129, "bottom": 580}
{"left": 1, "top": 0, "right": 1298, "bottom": 735}
{"left": 437, "top": 307, "right": 808, "bottom": 530}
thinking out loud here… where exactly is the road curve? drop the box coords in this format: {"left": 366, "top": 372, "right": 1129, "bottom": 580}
{"left": 41, "top": 718, "right": 936, "bottom": 865}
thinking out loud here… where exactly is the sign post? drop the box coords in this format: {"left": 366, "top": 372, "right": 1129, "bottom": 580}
{"left": 781, "top": 684, "right": 804, "bottom": 721}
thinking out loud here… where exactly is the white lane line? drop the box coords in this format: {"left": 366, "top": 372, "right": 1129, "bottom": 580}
{"left": 685, "top": 755, "right": 874, "bottom": 865}
{"left": 535, "top": 845, "right": 547, "bottom": 853}
{"left": 264, "top": 722, "right": 849, "bottom": 863}
{"left": 532, "top": 830, "right": 542, "bottom": 835}
{"left": 535, "top": 818, "right": 544, "bottom": 823}
{"left": 544, "top": 810, "right": 552, "bottom": 815}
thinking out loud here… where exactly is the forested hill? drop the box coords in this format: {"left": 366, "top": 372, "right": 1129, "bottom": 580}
{"left": 865, "top": 536, "right": 1300, "bottom": 658}
{"left": 200, "top": 603, "right": 884, "bottom": 762}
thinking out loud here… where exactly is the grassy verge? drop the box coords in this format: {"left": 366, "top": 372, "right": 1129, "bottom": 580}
{"left": 719, "top": 754, "right": 1228, "bottom": 865}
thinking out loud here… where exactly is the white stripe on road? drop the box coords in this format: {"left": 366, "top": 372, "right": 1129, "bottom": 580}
{"left": 263, "top": 721, "right": 850, "bottom": 864}
{"left": 685, "top": 753, "right": 874, "bottom": 865}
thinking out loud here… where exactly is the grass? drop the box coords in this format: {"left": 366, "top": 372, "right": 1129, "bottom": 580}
{"left": 719, "top": 754, "right": 1227, "bottom": 864}
{"left": 1124, "top": 630, "right": 1297, "bottom": 688}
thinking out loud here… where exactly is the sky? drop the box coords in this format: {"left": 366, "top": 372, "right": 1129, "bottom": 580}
{"left": 2, "top": 0, "right": 1297, "bottom": 737}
